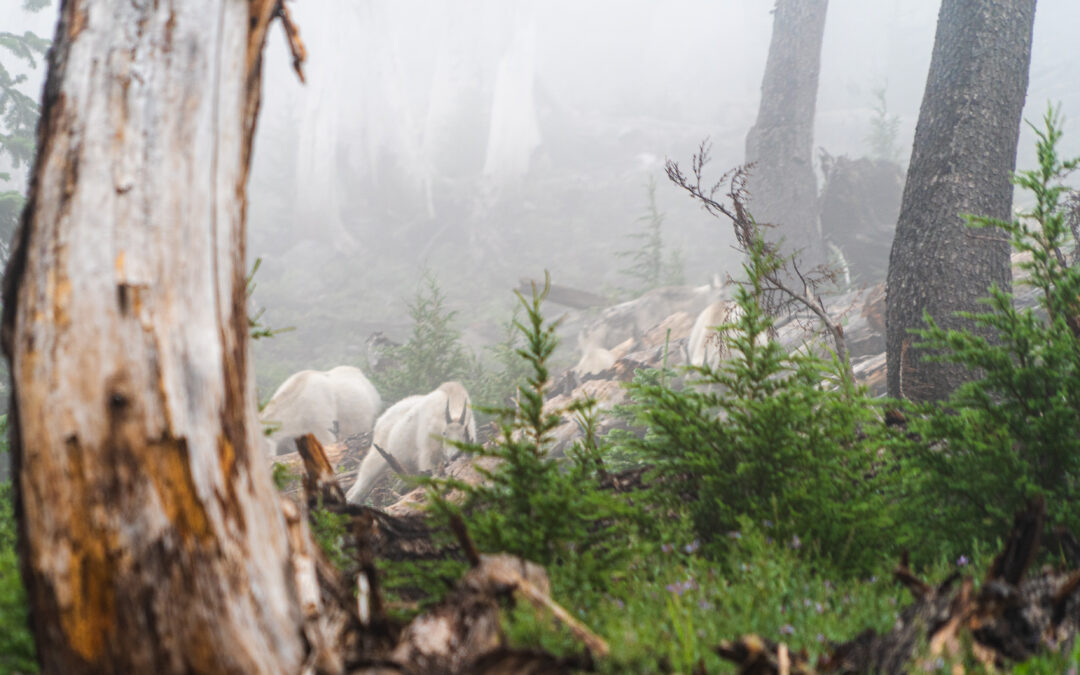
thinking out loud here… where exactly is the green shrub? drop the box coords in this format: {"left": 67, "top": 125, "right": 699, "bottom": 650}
{"left": 0, "top": 416, "right": 37, "bottom": 674}
{"left": 468, "top": 303, "right": 533, "bottom": 409}
{"left": 371, "top": 269, "right": 477, "bottom": 403}
{"left": 866, "top": 86, "right": 902, "bottom": 163}
{"left": 376, "top": 556, "right": 469, "bottom": 624}
{"left": 246, "top": 257, "right": 293, "bottom": 341}
{"left": 615, "top": 176, "right": 684, "bottom": 295}
{"left": 309, "top": 503, "right": 352, "bottom": 573}
{"left": 425, "top": 275, "right": 634, "bottom": 591}
{"left": 505, "top": 517, "right": 919, "bottom": 673}
{"left": 617, "top": 223, "right": 898, "bottom": 574}
{"left": 901, "top": 106, "right": 1080, "bottom": 555}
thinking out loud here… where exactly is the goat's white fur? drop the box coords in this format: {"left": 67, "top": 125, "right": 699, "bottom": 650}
{"left": 686, "top": 300, "right": 743, "bottom": 370}
{"left": 260, "top": 366, "right": 382, "bottom": 456}
{"left": 346, "top": 381, "right": 477, "bottom": 504}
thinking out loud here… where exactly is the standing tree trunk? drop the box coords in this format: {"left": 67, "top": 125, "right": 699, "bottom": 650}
{"left": 886, "top": 0, "right": 1036, "bottom": 402}
{"left": 1, "top": 2, "right": 321, "bottom": 672}
{"left": 745, "top": 0, "right": 829, "bottom": 270}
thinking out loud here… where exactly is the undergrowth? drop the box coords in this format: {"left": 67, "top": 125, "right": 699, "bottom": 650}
{"left": 370, "top": 269, "right": 477, "bottom": 404}
{"left": 0, "top": 416, "right": 36, "bottom": 674}
{"left": 900, "top": 106, "right": 1080, "bottom": 560}
{"left": 617, "top": 203, "right": 899, "bottom": 575}
{"left": 425, "top": 274, "right": 636, "bottom": 593}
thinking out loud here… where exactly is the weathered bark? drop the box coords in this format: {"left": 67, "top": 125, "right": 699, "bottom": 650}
{"left": 745, "top": 0, "right": 829, "bottom": 270}
{"left": 886, "top": 0, "right": 1036, "bottom": 401}
{"left": 1, "top": 1, "right": 322, "bottom": 672}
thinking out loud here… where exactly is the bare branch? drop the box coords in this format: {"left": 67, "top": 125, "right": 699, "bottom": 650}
{"left": 665, "top": 148, "right": 853, "bottom": 379}
{"left": 274, "top": 0, "right": 307, "bottom": 83}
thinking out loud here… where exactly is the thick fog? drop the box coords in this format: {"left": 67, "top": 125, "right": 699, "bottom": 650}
{"left": 3, "top": 1, "right": 1078, "bottom": 399}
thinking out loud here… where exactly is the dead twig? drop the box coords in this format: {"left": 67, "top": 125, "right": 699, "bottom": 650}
{"left": 274, "top": 0, "right": 307, "bottom": 83}
{"left": 371, "top": 442, "right": 409, "bottom": 478}
{"left": 449, "top": 512, "right": 482, "bottom": 567}
{"left": 666, "top": 145, "right": 853, "bottom": 380}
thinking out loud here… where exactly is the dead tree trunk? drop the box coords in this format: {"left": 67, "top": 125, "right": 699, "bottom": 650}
{"left": 745, "top": 0, "right": 829, "bottom": 270}
{"left": 886, "top": 0, "right": 1036, "bottom": 402}
{"left": 1, "top": 2, "right": 320, "bottom": 672}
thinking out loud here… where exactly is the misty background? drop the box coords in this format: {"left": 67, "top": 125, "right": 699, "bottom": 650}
{"left": 3, "top": 1, "right": 1078, "bottom": 400}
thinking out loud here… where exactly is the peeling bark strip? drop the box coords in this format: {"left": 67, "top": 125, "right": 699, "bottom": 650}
{"left": 2, "top": 1, "right": 314, "bottom": 673}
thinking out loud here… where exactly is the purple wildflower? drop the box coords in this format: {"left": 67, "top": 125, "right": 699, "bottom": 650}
{"left": 684, "top": 539, "right": 701, "bottom": 554}
{"left": 780, "top": 624, "right": 795, "bottom": 635}
{"left": 956, "top": 555, "right": 969, "bottom": 567}
{"left": 661, "top": 543, "right": 674, "bottom": 554}
{"left": 666, "top": 579, "right": 695, "bottom": 596}
{"left": 790, "top": 534, "right": 801, "bottom": 550}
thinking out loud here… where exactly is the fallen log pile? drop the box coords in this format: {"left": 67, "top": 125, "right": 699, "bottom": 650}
{"left": 717, "top": 498, "right": 1080, "bottom": 674}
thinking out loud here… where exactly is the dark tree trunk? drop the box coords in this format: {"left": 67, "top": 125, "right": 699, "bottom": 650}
{"left": 745, "top": 0, "right": 829, "bottom": 270}
{"left": 886, "top": 0, "right": 1036, "bottom": 402}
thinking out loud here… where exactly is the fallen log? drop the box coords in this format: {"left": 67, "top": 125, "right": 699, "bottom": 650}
{"left": 518, "top": 278, "right": 610, "bottom": 309}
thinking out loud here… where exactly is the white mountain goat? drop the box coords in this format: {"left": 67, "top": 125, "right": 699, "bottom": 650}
{"left": 344, "top": 393, "right": 423, "bottom": 498}
{"left": 259, "top": 366, "right": 382, "bottom": 456}
{"left": 346, "top": 381, "right": 477, "bottom": 504}
{"left": 686, "top": 300, "right": 743, "bottom": 370}
{"left": 572, "top": 329, "right": 617, "bottom": 383}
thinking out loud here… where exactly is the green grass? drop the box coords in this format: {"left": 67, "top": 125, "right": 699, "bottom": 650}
{"left": 503, "top": 519, "right": 985, "bottom": 673}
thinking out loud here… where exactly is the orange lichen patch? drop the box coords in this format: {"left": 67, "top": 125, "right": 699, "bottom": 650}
{"left": 143, "top": 437, "right": 215, "bottom": 546}
{"left": 62, "top": 537, "right": 115, "bottom": 663}
{"left": 219, "top": 435, "right": 237, "bottom": 482}
{"left": 216, "top": 435, "right": 246, "bottom": 533}
{"left": 114, "top": 250, "right": 125, "bottom": 277}
{"left": 54, "top": 278, "right": 72, "bottom": 328}
{"left": 182, "top": 620, "right": 226, "bottom": 674}
{"left": 56, "top": 436, "right": 116, "bottom": 663}
{"left": 44, "top": 266, "right": 73, "bottom": 329}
